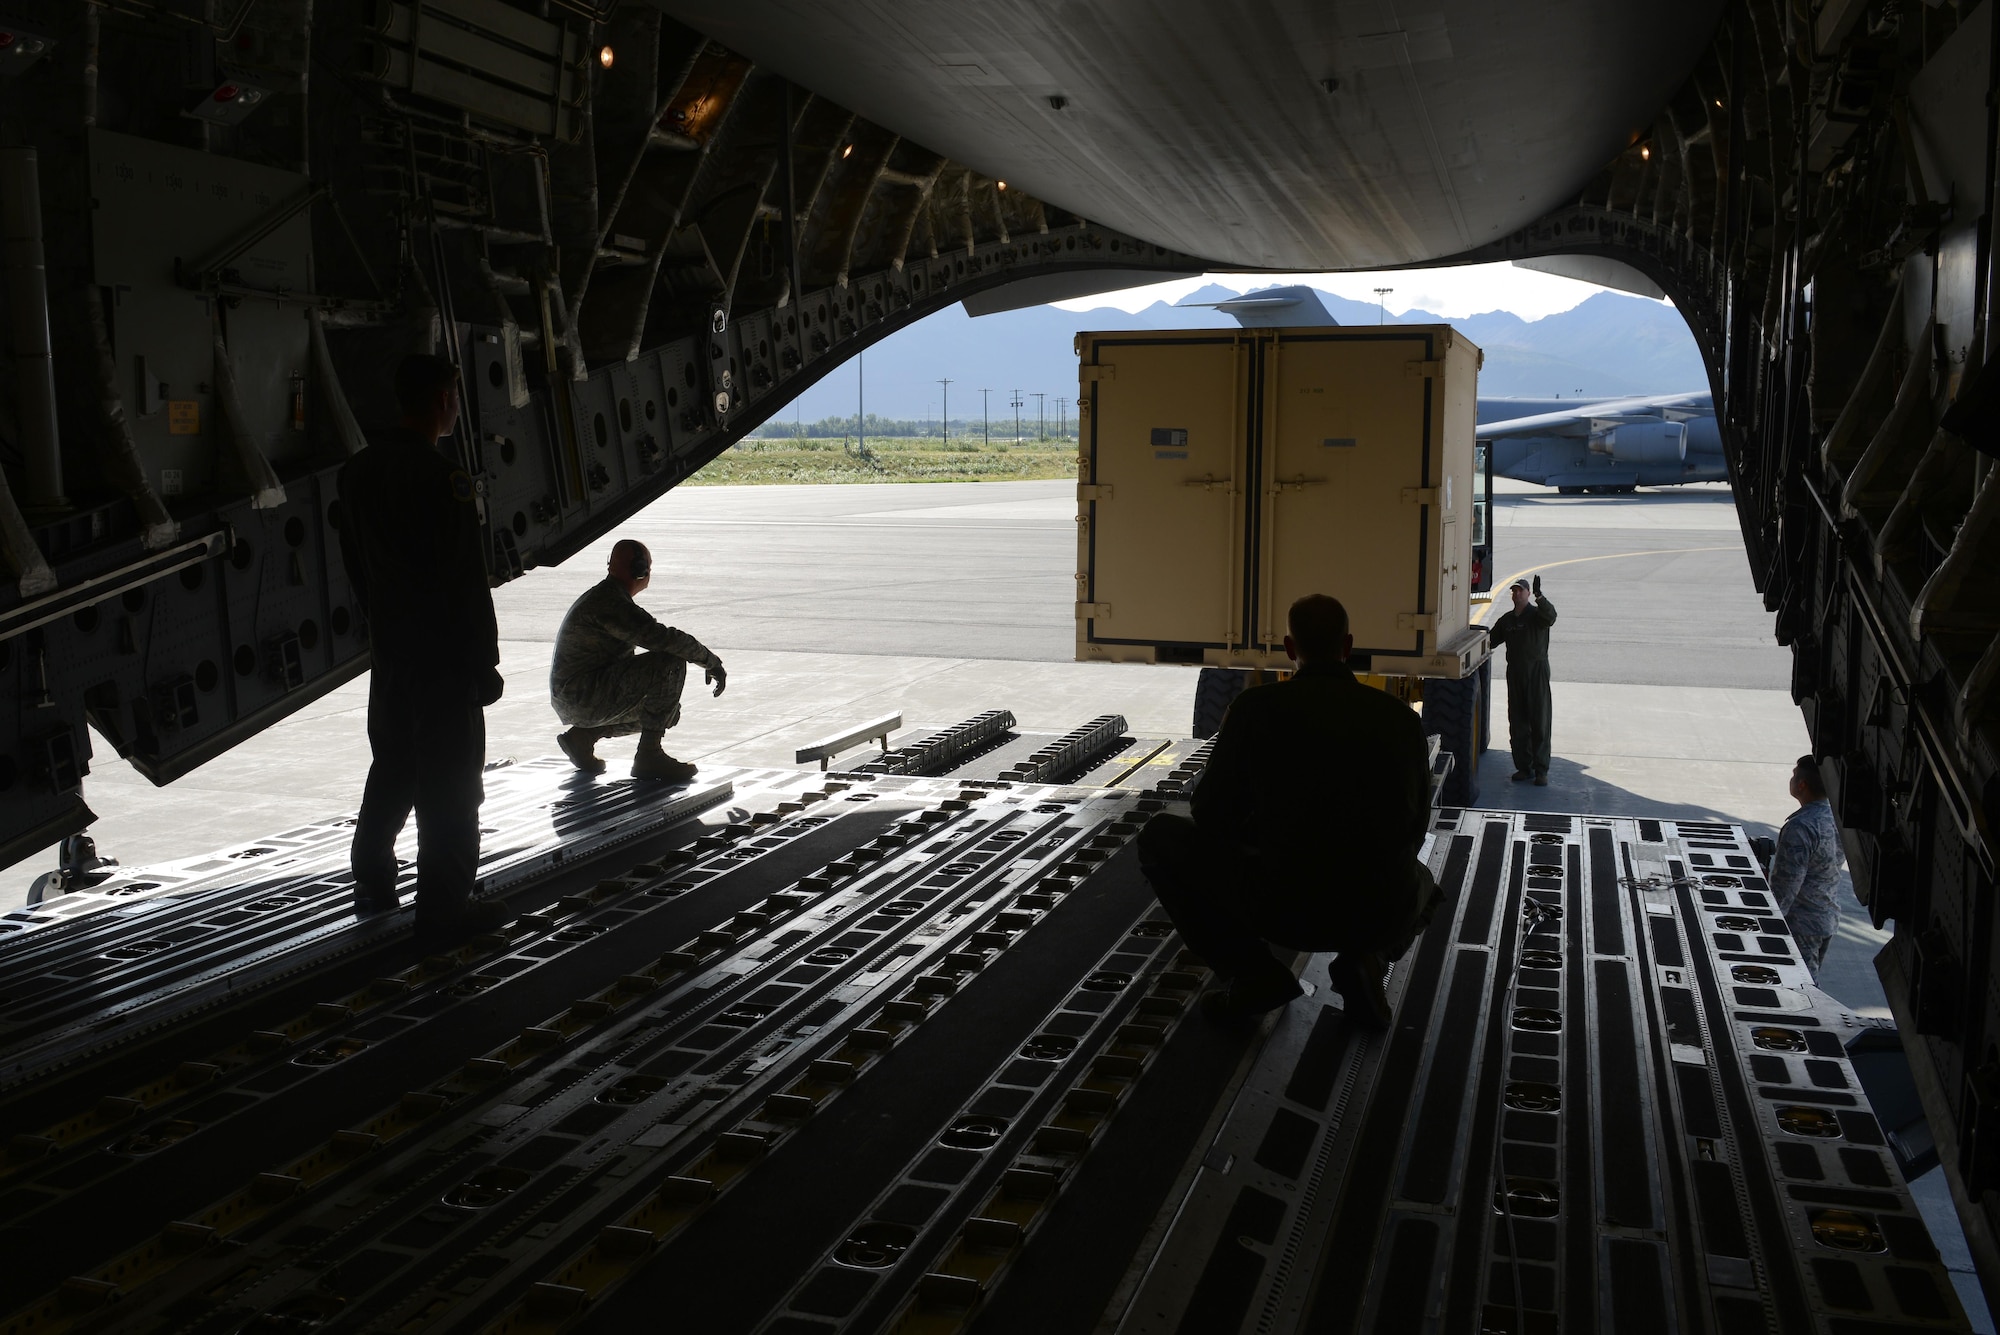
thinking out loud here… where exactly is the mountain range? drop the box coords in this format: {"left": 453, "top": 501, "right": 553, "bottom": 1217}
{"left": 756, "top": 283, "right": 1709, "bottom": 430}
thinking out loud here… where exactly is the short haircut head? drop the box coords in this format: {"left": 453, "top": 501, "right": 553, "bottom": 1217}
{"left": 610, "top": 538, "right": 651, "bottom": 580}
{"left": 395, "top": 354, "right": 459, "bottom": 417}
{"left": 1287, "top": 594, "right": 1350, "bottom": 661}
{"left": 1794, "top": 754, "right": 1826, "bottom": 798}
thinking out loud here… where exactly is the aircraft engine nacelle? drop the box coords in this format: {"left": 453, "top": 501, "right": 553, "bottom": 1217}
{"left": 1590, "top": 421, "right": 1687, "bottom": 467}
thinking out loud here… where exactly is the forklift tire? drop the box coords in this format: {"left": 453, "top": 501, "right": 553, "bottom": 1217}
{"left": 1423, "top": 673, "right": 1482, "bottom": 808}
{"left": 1192, "top": 667, "right": 1251, "bottom": 740}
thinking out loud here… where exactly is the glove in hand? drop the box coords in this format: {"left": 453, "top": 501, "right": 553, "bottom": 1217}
{"left": 1532, "top": 575, "right": 1542, "bottom": 597}
{"left": 706, "top": 662, "right": 728, "bottom": 697}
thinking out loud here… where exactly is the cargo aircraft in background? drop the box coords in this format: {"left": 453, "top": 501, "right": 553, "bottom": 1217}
{"left": 1199, "top": 285, "right": 1724, "bottom": 492}
{"left": 1475, "top": 391, "right": 1723, "bottom": 492}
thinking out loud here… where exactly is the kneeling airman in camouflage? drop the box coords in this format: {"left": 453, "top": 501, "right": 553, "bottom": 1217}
{"left": 550, "top": 539, "right": 726, "bottom": 782}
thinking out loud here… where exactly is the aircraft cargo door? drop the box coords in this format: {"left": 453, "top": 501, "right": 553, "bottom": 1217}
{"left": 1257, "top": 331, "right": 1436, "bottom": 659}
{"left": 1077, "top": 334, "right": 1248, "bottom": 661}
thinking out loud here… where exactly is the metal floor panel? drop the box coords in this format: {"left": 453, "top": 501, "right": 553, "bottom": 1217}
{"left": 0, "top": 765, "right": 1178, "bottom": 1335}
{"left": 0, "top": 777, "right": 1962, "bottom": 1335}
{"left": 0, "top": 763, "right": 804, "bottom": 1087}
{"left": 1110, "top": 810, "right": 1969, "bottom": 1335}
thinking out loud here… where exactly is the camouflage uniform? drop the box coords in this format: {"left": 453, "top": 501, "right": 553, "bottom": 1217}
{"left": 550, "top": 578, "right": 720, "bottom": 736}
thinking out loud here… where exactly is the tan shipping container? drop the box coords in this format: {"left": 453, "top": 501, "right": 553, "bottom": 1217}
{"left": 1074, "top": 325, "right": 1488, "bottom": 678}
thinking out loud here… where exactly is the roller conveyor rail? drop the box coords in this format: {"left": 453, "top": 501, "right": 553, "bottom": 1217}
{"left": 0, "top": 721, "right": 1966, "bottom": 1335}
{"left": 843, "top": 712, "right": 1018, "bottom": 778}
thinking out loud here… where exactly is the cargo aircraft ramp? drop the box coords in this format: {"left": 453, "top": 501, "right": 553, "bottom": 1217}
{"left": 0, "top": 716, "right": 1965, "bottom": 1335}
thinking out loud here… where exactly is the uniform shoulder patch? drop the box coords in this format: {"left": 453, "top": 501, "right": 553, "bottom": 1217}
{"left": 449, "top": 469, "right": 475, "bottom": 502}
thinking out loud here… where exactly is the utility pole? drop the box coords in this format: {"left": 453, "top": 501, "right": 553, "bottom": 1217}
{"left": 1056, "top": 396, "right": 1068, "bottom": 441}
{"left": 1011, "top": 389, "right": 1022, "bottom": 445}
{"left": 980, "top": 388, "right": 990, "bottom": 447}
{"left": 857, "top": 349, "right": 865, "bottom": 454}
{"left": 1373, "top": 286, "right": 1393, "bottom": 324}
{"left": 1032, "top": 392, "right": 1046, "bottom": 441}
{"left": 937, "top": 378, "right": 952, "bottom": 442}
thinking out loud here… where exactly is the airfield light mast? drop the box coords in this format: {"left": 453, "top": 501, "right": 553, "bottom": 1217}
{"left": 1012, "top": 389, "right": 1022, "bottom": 445}
{"left": 938, "top": 378, "right": 952, "bottom": 442}
{"left": 1373, "top": 287, "right": 1393, "bottom": 324}
{"left": 1033, "top": 392, "right": 1046, "bottom": 440}
{"left": 981, "top": 388, "right": 990, "bottom": 447}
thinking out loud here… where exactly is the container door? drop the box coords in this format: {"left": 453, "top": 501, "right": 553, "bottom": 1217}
{"left": 1255, "top": 331, "right": 1437, "bottom": 658}
{"left": 1079, "top": 336, "right": 1248, "bottom": 654}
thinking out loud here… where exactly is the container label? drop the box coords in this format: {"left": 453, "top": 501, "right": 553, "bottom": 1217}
{"left": 1149, "top": 427, "right": 1188, "bottom": 446}
{"left": 1321, "top": 436, "right": 1357, "bottom": 448}
{"left": 1153, "top": 450, "right": 1188, "bottom": 460}
{"left": 168, "top": 401, "right": 201, "bottom": 435}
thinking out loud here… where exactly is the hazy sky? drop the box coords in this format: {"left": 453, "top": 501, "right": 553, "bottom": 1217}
{"left": 1056, "top": 261, "right": 1664, "bottom": 320}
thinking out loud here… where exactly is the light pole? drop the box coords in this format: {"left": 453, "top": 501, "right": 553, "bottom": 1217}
{"left": 1372, "top": 286, "right": 1393, "bottom": 324}
{"left": 980, "top": 388, "right": 990, "bottom": 447}
{"left": 1011, "top": 389, "right": 1022, "bottom": 445}
{"left": 1032, "top": 392, "right": 1046, "bottom": 441}
{"left": 857, "top": 349, "right": 865, "bottom": 453}
{"left": 937, "top": 378, "right": 952, "bottom": 442}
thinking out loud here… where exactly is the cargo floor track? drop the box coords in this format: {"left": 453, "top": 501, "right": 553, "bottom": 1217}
{"left": 0, "top": 713, "right": 1967, "bottom": 1335}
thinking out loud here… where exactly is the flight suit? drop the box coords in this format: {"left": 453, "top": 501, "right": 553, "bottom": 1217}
{"left": 336, "top": 427, "right": 499, "bottom": 924}
{"left": 549, "top": 579, "right": 720, "bottom": 737}
{"left": 1488, "top": 592, "right": 1558, "bottom": 778}
{"left": 1137, "top": 663, "right": 1438, "bottom": 981}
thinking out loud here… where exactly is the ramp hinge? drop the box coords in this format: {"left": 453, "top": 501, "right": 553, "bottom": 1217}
{"left": 1401, "top": 487, "right": 1440, "bottom": 504}
{"left": 1079, "top": 484, "right": 1113, "bottom": 502}
{"left": 1081, "top": 364, "right": 1115, "bottom": 382}
{"left": 1405, "top": 359, "right": 1444, "bottom": 378}
{"left": 1397, "top": 612, "right": 1438, "bottom": 631}
{"left": 1077, "top": 602, "right": 1111, "bottom": 620}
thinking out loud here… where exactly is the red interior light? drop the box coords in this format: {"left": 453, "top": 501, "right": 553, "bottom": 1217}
{"left": 213, "top": 84, "right": 240, "bottom": 102}
{"left": 0, "top": 33, "right": 16, "bottom": 49}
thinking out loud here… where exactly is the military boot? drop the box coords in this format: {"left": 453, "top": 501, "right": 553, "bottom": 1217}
{"left": 557, "top": 727, "right": 610, "bottom": 773}
{"left": 632, "top": 731, "right": 697, "bottom": 784}
{"left": 1328, "top": 950, "right": 1393, "bottom": 1029}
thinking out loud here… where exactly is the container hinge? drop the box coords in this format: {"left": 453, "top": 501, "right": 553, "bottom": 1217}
{"left": 1081, "top": 365, "right": 1115, "bottom": 382}
{"left": 1401, "top": 487, "right": 1440, "bottom": 504}
{"left": 1076, "top": 602, "right": 1112, "bottom": 620}
{"left": 1078, "top": 484, "right": 1113, "bottom": 502}
{"left": 1397, "top": 612, "right": 1438, "bottom": 631}
{"left": 1404, "top": 359, "right": 1444, "bottom": 378}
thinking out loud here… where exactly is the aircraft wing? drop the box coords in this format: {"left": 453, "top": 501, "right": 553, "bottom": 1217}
{"left": 1478, "top": 391, "right": 1713, "bottom": 438}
